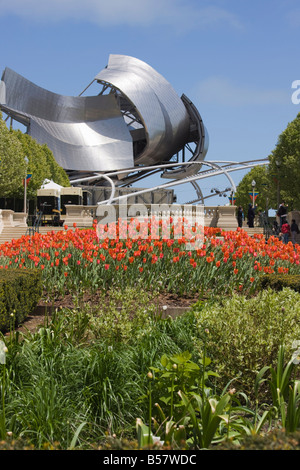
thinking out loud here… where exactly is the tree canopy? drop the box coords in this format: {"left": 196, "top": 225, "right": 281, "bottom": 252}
{"left": 0, "top": 114, "right": 25, "bottom": 198}
{"left": 234, "top": 165, "right": 271, "bottom": 214}
{"left": 235, "top": 112, "right": 300, "bottom": 212}
{"left": 0, "top": 112, "right": 70, "bottom": 200}
{"left": 268, "top": 112, "right": 300, "bottom": 210}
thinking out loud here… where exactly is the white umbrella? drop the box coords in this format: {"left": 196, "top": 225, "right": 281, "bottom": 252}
{"left": 40, "top": 179, "right": 63, "bottom": 191}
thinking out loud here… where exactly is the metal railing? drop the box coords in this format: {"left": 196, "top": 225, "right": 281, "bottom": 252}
{"left": 258, "top": 212, "right": 276, "bottom": 241}
{"left": 26, "top": 210, "right": 43, "bottom": 236}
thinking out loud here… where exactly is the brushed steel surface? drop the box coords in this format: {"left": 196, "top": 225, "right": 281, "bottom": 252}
{"left": 0, "top": 55, "right": 208, "bottom": 179}
{"left": 0, "top": 68, "right": 133, "bottom": 171}
{"left": 95, "top": 55, "right": 191, "bottom": 165}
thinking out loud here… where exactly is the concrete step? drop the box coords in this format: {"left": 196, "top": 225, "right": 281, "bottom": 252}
{"left": 0, "top": 227, "right": 28, "bottom": 244}
{"left": 241, "top": 226, "right": 265, "bottom": 235}
{"left": 289, "top": 233, "right": 300, "bottom": 244}
{"left": 0, "top": 225, "right": 70, "bottom": 244}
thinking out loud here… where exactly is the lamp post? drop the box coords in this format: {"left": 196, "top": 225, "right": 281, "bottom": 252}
{"left": 23, "top": 156, "right": 29, "bottom": 214}
{"left": 275, "top": 160, "right": 280, "bottom": 209}
{"left": 251, "top": 179, "right": 256, "bottom": 206}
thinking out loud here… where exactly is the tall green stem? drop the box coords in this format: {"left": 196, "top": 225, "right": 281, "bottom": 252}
{"left": 1, "top": 364, "right": 6, "bottom": 439}
{"left": 170, "top": 373, "right": 175, "bottom": 419}
{"left": 202, "top": 331, "right": 208, "bottom": 402}
{"left": 147, "top": 371, "right": 153, "bottom": 446}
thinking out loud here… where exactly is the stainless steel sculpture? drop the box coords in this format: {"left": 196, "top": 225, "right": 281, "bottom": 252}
{"left": 0, "top": 54, "right": 208, "bottom": 185}
{"left": 0, "top": 66, "right": 134, "bottom": 172}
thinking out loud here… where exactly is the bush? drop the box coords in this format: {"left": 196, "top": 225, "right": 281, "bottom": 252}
{"left": 259, "top": 274, "right": 300, "bottom": 292}
{"left": 0, "top": 268, "right": 42, "bottom": 332}
{"left": 192, "top": 288, "right": 300, "bottom": 399}
{"left": 80, "top": 287, "right": 158, "bottom": 344}
{"left": 217, "top": 430, "right": 300, "bottom": 450}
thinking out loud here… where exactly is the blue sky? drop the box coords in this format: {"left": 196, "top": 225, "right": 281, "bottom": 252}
{"left": 0, "top": 0, "right": 299, "bottom": 206}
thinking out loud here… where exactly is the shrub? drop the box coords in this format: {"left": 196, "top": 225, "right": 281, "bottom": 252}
{"left": 192, "top": 288, "right": 300, "bottom": 399}
{"left": 216, "top": 430, "right": 300, "bottom": 450}
{"left": 0, "top": 268, "right": 42, "bottom": 332}
{"left": 86, "top": 287, "right": 158, "bottom": 344}
{"left": 259, "top": 274, "right": 300, "bottom": 293}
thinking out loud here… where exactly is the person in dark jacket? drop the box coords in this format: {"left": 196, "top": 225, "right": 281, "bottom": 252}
{"left": 277, "top": 202, "right": 288, "bottom": 229}
{"left": 247, "top": 203, "right": 255, "bottom": 228}
{"left": 237, "top": 206, "right": 244, "bottom": 228}
{"left": 291, "top": 219, "right": 299, "bottom": 245}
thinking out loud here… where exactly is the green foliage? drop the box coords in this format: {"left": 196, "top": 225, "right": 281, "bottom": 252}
{"left": 14, "top": 131, "right": 70, "bottom": 198}
{"left": 255, "top": 345, "right": 300, "bottom": 432}
{"left": 13, "top": 130, "right": 70, "bottom": 199}
{"left": 138, "top": 349, "right": 253, "bottom": 449}
{"left": 3, "top": 283, "right": 300, "bottom": 449}
{"left": 0, "top": 112, "right": 69, "bottom": 200}
{"left": 0, "top": 268, "right": 43, "bottom": 332}
{"left": 148, "top": 351, "right": 203, "bottom": 427}
{"left": 268, "top": 112, "right": 300, "bottom": 210}
{"left": 259, "top": 273, "right": 300, "bottom": 293}
{"left": 235, "top": 165, "right": 271, "bottom": 213}
{"left": 0, "top": 294, "right": 199, "bottom": 449}
{"left": 0, "top": 114, "right": 25, "bottom": 198}
{"left": 85, "top": 287, "right": 158, "bottom": 344}
{"left": 192, "top": 288, "right": 300, "bottom": 398}
{"left": 235, "top": 112, "right": 300, "bottom": 211}
{"left": 217, "top": 429, "right": 300, "bottom": 450}
{"left": 219, "top": 346, "right": 300, "bottom": 449}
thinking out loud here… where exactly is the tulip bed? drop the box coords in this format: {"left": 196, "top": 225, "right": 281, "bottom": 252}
{"left": 0, "top": 218, "right": 299, "bottom": 300}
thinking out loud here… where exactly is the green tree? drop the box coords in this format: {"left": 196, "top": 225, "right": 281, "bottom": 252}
{"left": 0, "top": 112, "right": 69, "bottom": 200}
{"left": 235, "top": 165, "right": 271, "bottom": 214}
{"left": 268, "top": 112, "right": 300, "bottom": 210}
{"left": 14, "top": 131, "right": 70, "bottom": 199}
{"left": 0, "top": 114, "right": 26, "bottom": 198}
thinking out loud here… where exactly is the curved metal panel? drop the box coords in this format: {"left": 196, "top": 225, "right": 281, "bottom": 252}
{"left": 0, "top": 68, "right": 134, "bottom": 171}
{"left": 95, "top": 55, "right": 191, "bottom": 165}
{"left": 30, "top": 117, "right": 133, "bottom": 171}
{"left": 161, "top": 94, "right": 209, "bottom": 179}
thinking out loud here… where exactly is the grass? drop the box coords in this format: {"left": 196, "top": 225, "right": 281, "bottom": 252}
{"left": 0, "top": 292, "right": 202, "bottom": 449}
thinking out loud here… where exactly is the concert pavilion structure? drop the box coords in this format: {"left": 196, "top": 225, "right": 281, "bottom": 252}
{"left": 0, "top": 54, "right": 267, "bottom": 205}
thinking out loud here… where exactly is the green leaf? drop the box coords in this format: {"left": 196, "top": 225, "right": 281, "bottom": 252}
{"left": 69, "top": 422, "right": 87, "bottom": 450}
{"left": 136, "top": 418, "right": 153, "bottom": 448}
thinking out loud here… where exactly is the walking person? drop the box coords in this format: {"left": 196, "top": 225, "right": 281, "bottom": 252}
{"left": 291, "top": 219, "right": 299, "bottom": 245}
{"left": 237, "top": 206, "right": 244, "bottom": 228}
{"left": 281, "top": 218, "right": 291, "bottom": 244}
{"left": 247, "top": 203, "right": 255, "bottom": 228}
{"left": 277, "top": 201, "right": 288, "bottom": 229}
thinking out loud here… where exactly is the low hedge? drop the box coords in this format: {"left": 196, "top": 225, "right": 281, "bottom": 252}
{"left": 216, "top": 430, "right": 300, "bottom": 450}
{"left": 0, "top": 268, "right": 43, "bottom": 332}
{"left": 259, "top": 273, "right": 300, "bottom": 292}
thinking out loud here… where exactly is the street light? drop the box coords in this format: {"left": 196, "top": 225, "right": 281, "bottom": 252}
{"left": 251, "top": 180, "right": 256, "bottom": 206}
{"left": 275, "top": 159, "right": 280, "bottom": 209}
{"left": 23, "top": 156, "right": 29, "bottom": 214}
